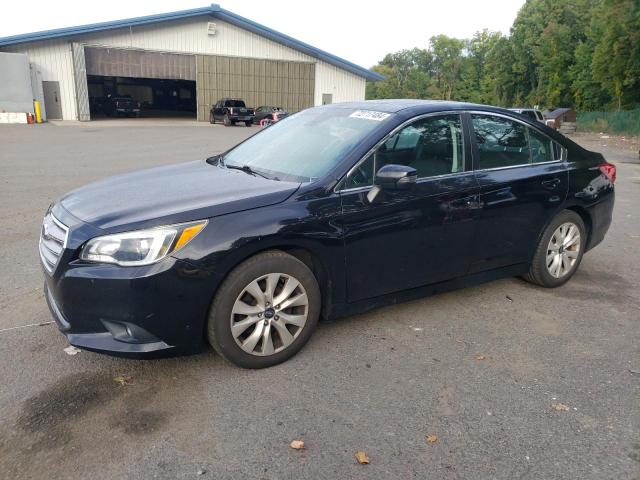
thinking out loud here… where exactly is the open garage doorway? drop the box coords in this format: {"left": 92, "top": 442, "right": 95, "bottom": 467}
{"left": 87, "top": 76, "right": 196, "bottom": 119}
{"left": 84, "top": 46, "right": 196, "bottom": 121}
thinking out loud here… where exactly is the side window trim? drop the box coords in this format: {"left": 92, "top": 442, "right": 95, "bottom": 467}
{"left": 335, "top": 111, "right": 468, "bottom": 193}
{"left": 467, "top": 110, "right": 566, "bottom": 172}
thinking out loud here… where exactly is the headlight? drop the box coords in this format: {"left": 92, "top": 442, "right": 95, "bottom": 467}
{"left": 80, "top": 221, "right": 207, "bottom": 266}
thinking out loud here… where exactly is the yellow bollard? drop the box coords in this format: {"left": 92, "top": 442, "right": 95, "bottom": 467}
{"left": 34, "top": 100, "right": 42, "bottom": 123}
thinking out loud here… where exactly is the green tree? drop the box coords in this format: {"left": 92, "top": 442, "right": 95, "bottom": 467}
{"left": 429, "top": 35, "right": 465, "bottom": 100}
{"left": 366, "top": 0, "right": 640, "bottom": 111}
{"left": 483, "top": 36, "right": 518, "bottom": 106}
{"left": 570, "top": 40, "right": 610, "bottom": 110}
{"left": 366, "top": 49, "right": 433, "bottom": 99}
{"left": 591, "top": 0, "right": 640, "bottom": 109}
{"left": 457, "top": 30, "right": 503, "bottom": 104}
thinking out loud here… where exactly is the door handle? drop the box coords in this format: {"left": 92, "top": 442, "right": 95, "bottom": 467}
{"left": 541, "top": 178, "right": 561, "bottom": 189}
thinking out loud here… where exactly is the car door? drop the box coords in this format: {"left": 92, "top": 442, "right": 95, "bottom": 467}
{"left": 339, "top": 113, "right": 479, "bottom": 302}
{"left": 214, "top": 101, "right": 223, "bottom": 120}
{"left": 255, "top": 107, "right": 267, "bottom": 123}
{"left": 468, "top": 112, "right": 568, "bottom": 273}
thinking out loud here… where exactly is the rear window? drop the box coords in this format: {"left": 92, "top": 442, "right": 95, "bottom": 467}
{"left": 224, "top": 100, "right": 246, "bottom": 107}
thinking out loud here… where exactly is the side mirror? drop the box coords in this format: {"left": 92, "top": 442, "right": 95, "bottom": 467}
{"left": 375, "top": 164, "right": 417, "bottom": 190}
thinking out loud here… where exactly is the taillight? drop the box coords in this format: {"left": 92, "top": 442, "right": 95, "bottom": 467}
{"left": 599, "top": 162, "right": 616, "bottom": 184}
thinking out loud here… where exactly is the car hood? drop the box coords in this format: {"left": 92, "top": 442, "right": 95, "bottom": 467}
{"left": 58, "top": 160, "right": 300, "bottom": 231}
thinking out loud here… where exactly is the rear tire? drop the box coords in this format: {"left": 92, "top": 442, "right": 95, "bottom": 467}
{"left": 207, "top": 250, "right": 321, "bottom": 368}
{"left": 223, "top": 114, "right": 231, "bottom": 127}
{"left": 523, "top": 210, "right": 586, "bottom": 287}
{"left": 245, "top": 121, "right": 252, "bottom": 127}
{"left": 209, "top": 112, "right": 215, "bottom": 124}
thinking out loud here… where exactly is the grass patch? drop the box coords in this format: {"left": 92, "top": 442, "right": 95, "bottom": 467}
{"left": 577, "top": 109, "right": 640, "bottom": 135}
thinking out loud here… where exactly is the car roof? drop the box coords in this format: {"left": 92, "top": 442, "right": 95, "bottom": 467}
{"left": 321, "top": 99, "right": 518, "bottom": 116}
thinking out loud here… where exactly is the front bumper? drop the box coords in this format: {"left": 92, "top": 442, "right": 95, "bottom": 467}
{"left": 43, "top": 258, "right": 210, "bottom": 358}
{"left": 42, "top": 206, "right": 214, "bottom": 358}
{"left": 45, "top": 284, "right": 174, "bottom": 357}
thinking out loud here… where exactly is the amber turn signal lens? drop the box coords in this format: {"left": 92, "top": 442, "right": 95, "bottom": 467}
{"left": 174, "top": 222, "right": 206, "bottom": 251}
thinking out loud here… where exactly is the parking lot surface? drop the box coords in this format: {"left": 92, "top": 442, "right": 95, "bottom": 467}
{"left": 0, "top": 122, "right": 638, "bottom": 480}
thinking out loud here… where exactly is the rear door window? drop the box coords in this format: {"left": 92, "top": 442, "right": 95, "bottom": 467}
{"left": 471, "top": 114, "right": 530, "bottom": 169}
{"left": 528, "top": 128, "right": 554, "bottom": 163}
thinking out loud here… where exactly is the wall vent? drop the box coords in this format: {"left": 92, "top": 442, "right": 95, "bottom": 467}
{"left": 207, "top": 22, "right": 216, "bottom": 36}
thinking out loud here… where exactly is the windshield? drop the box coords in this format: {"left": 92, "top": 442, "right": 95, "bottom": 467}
{"left": 222, "top": 107, "right": 392, "bottom": 181}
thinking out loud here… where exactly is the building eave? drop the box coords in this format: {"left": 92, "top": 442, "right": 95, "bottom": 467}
{"left": 0, "top": 4, "right": 384, "bottom": 81}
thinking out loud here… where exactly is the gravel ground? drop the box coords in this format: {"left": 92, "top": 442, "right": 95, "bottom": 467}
{"left": 0, "top": 121, "right": 638, "bottom": 480}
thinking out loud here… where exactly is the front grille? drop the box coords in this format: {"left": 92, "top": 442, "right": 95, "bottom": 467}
{"left": 39, "top": 212, "right": 68, "bottom": 274}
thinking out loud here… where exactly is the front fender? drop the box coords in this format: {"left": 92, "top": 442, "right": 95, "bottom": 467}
{"left": 171, "top": 195, "right": 346, "bottom": 316}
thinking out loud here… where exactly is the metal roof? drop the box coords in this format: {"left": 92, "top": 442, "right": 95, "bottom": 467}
{"left": 0, "top": 4, "right": 383, "bottom": 81}
{"left": 543, "top": 108, "right": 574, "bottom": 119}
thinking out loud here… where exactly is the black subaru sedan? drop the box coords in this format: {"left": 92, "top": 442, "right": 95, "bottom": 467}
{"left": 41, "top": 100, "right": 615, "bottom": 368}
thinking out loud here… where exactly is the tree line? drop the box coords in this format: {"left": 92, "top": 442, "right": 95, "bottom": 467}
{"left": 366, "top": 0, "right": 639, "bottom": 111}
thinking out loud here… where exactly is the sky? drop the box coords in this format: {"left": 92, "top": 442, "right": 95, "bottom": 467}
{"left": 0, "top": 0, "right": 526, "bottom": 68}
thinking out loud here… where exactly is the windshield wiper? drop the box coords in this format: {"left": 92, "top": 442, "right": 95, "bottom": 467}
{"left": 225, "top": 163, "right": 271, "bottom": 180}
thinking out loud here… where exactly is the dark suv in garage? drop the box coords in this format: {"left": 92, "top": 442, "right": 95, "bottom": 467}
{"left": 210, "top": 98, "right": 254, "bottom": 126}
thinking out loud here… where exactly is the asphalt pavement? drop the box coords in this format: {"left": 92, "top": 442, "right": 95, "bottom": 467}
{"left": 0, "top": 121, "right": 638, "bottom": 480}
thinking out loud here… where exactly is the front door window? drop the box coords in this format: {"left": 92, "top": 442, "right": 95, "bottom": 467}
{"left": 340, "top": 113, "right": 465, "bottom": 190}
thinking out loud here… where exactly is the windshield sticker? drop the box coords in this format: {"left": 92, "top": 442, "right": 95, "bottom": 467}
{"left": 349, "top": 110, "right": 390, "bottom": 121}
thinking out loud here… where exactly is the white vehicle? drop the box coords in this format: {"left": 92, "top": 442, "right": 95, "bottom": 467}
{"left": 509, "top": 108, "right": 544, "bottom": 123}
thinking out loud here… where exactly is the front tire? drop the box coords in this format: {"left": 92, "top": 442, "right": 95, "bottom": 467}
{"left": 524, "top": 210, "right": 586, "bottom": 287}
{"left": 207, "top": 250, "right": 321, "bottom": 368}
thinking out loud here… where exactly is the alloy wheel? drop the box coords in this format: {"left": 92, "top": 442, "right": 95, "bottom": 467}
{"left": 230, "top": 273, "right": 309, "bottom": 356}
{"left": 546, "top": 222, "right": 581, "bottom": 278}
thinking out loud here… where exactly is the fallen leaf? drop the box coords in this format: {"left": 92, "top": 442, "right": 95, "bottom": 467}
{"left": 197, "top": 469, "right": 206, "bottom": 476}
{"left": 113, "top": 375, "right": 134, "bottom": 386}
{"left": 290, "top": 440, "right": 305, "bottom": 450}
{"left": 63, "top": 345, "right": 81, "bottom": 356}
{"left": 552, "top": 403, "right": 570, "bottom": 411}
{"left": 475, "top": 354, "right": 486, "bottom": 361}
{"left": 426, "top": 434, "right": 438, "bottom": 444}
{"left": 355, "top": 451, "right": 369, "bottom": 464}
